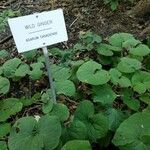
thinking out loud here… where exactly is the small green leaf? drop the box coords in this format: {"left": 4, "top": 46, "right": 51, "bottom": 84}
{"left": 77, "top": 60, "right": 110, "bottom": 85}
{"left": 64, "top": 120, "right": 87, "bottom": 141}
{"left": 3, "top": 58, "right": 21, "bottom": 78}
{"left": 15, "top": 64, "right": 30, "bottom": 77}
{"left": 117, "top": 57, "right": 142, "bottom": 73}
{"left": 42, "top": 102, "right": 53, "bottom": 114}
{"left": 22, "top": 49, "right": 37, "bottom": 60}
{"left": 73, "top": 43, "right": 86, "bottom": 51}
{"left": 0, "top": 50, "right": 9, "bottom": 58}
{"left": 132, "top": 71, "right": 150, "bottom": 94}
{"left": 50, "top": 103, "right": 69, "bottom": 122}
{"left": 109, "top": 68, "right": 131, "bottom": 87}
{"left": 129, "top": 44, "right": 150, "bottom": 56}
{"left": 96, "top": 44, "right": 114, "bottom": 56}
{"left": 0, "top": 77, "right": 10, "bottom": 94}
{"left": 0, "top": 98, "right": 23, "bottom": 122}
{"left": 0, "top": 123, "right": 11, "bottom": 138}
{"left": 61, "top": 140, "right": 91, "bottom": 150}
{"left": 122, "top": 39, "right": 141, "bottom": 49}
{"left": 93, "top": 84, "right": 117, "bottom": 104}
{"left": 140, "top": 93, "right": 150, "bottom": 105}
{"left": 55, "top": 80, "right": 76, "bottom": 96}
{"left": 51, "top": 65, "right": 71, "bottom": 81}
{"left": 29, "top": 62, "right": 44, "bottom": 80}
{"left": 109, "top": 33, "right": 134, "bottom": 47}
{"left": 74, "top": 100, "right": 94, "bottom": 122}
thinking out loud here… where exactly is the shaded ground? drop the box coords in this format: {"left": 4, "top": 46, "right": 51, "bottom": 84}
{"left": 0, "top": 0, "right": 149, "bottom": 50}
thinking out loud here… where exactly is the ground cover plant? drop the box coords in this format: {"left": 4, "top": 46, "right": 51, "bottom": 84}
{"left": 0, "top": 0, "right": 150, "bottom": 149}
{"left": 0, "top": 31, "right": 150, "bottom": 150}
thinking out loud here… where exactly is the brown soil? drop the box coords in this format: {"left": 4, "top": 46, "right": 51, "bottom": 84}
{"left": 0, "top": 0, "right": 149, "bottom": 50}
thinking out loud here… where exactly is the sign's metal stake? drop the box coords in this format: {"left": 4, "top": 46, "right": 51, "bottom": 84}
{"left": 42, "top": 46, "right": 57, "bottom": 104}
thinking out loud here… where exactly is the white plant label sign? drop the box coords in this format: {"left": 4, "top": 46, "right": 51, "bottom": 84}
{"left": 8, "top": 9, "right": 68, "bottom": 53}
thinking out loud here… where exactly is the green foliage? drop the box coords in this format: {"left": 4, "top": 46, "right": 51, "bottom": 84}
{"left": 8, "top": 116, "right": 61, "bottom": 150}
{"left": 29, "top": 62, "right": 44, "bottom": 80}
{"left": 92, "top": 84, "right": 117, "bottom": 104}
{"left": 74, "top": 100, "right": 109, "bottom": 141}
{"left": 112, "top": 112, "right": 150, "bottom": 150}
{"left": 117, "top": 57, "right": 142, "bottom": 73}
{"left": 49, "top": 103, "right": 69, "bottom": 122}
{"left": 0, "top": 50, "right": 9, "bottom": 58}
{"left": 0, "top": 123, "right": 11, "bottom": 138}
{"left": 77, "top": 60, "right": 110, "bottom": 85}
{"left": 109, "top": 68, "right": 131, "bottom": 87}
{"left": 0, "top": 31, "right": 150, "bottom": 149}
{"left": 0, "top": 76, "right": 10, "bottom": 95}
{"left": 103, "top": 0, "right": 134, "bottom": 11}
{"left": 61, "top": 140, "right": 91, "bottom": 150}
{"left": 55, "top": 80, "right": 76, "bottom": 96}
{"left": 0, "top": 98, "right": 23, "bottom": 122}
{"left": 0, "top": 141, "right": 7, "bottom": 150}
{"left": 0, "top": 9, "right": 20, "bottom": 32}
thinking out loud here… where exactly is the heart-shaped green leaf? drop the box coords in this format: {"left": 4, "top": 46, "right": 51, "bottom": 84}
{"left": 129, "top": 44, "right": 150, "bottom": 56}
{"left": 112, "top": 112, "right": 150, "bottom": 150}
{"left": 8, "top": 115, "right": 61, "bottom": 150}
{"left": 117, "top": 57, "right": 141, "bottom": 73}
{"left": 77, "top": 60, "right": 110, "bottom": 85}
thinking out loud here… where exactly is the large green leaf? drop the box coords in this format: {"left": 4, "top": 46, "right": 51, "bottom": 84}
{"left": 0, "top": 123, "right": 11, "bottom": 138}
{"left": 109, "top": 68, "right": 131, "bottom": 87}
{"left": 0, "top": 141, "right": 7, "bottom": 150}
{"left": 0, "top": 98, "right": 23, "bottom": 122}
{"left": 92, "top": 84, "right": 117, "bottom": 104}
{"left": 129, "top": 44, "right": 150, "bottom": 56}
{"left": 2, "top": 58, "right": 21, "bottom": 78}
{"left": 117, "top": 57, "right": 141, "bottom": 73}
{"left": 112, "top": 112, "right": 150, "bottom": 150}
{"left": 109, "top": 33, "right": 134, "bottom": 47}
{"left": 61, "top": 140, "right": 91, "bottom": 150}
{"left": 55, "top": 80, "right": 76, "bottom": 96}
{"left": 132, "top": 71, "right": 150, "bottom": 94}
{"left": 8, "top": 115, "right": 61, "bottom": 150}
{"left": 0, "top": 77, "right": 10, "bottom": 94}
{"left": 74, "top": 100, "right": 109, "bottom": 141}
{"left": 77, "top": 60, "right": 110, "bottom": 85}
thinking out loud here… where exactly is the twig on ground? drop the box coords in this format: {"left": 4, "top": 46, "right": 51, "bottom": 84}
{"left": 0, "top": 35, "right": 12, "bottom": 45}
